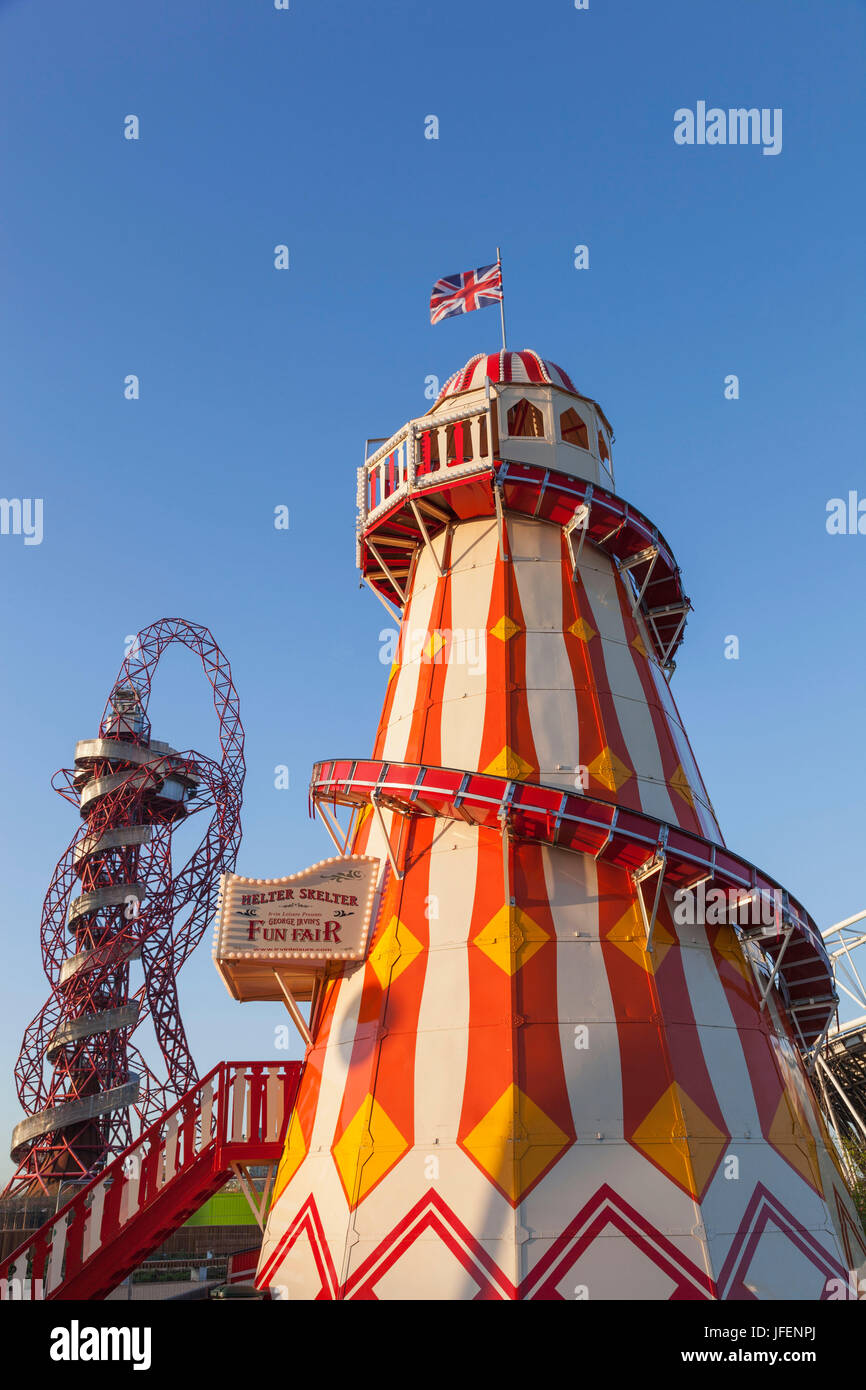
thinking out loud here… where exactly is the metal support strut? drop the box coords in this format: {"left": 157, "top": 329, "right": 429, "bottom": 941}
{"left": 632, "top": 847, "right": 667, "bottom": 953}
{"left": 493, "top": 482, "right": 508, "bottom": 562}
{"left": 272, "top": 970, "right": 313, "bottom": 1049}
{"left": 409, "top": 497, "right": 444, "bottom": 578}
{"left": 371, "top": 791, "right": 405, "bottom": 881}
{"left": 564, "top": 497, "right": 592, "bottom": 576}
{"left": 231, "top": 1159, "right": 279, "bottom": 1231}
{"left": 315, "top": 799, "right": 354, "bottom": 856}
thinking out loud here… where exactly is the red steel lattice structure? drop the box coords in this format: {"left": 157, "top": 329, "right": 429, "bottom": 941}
{"left": 6, "top": 619, "right": 244, "bottom": 1194}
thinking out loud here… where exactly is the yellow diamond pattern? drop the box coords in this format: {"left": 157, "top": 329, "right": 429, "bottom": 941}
{"left": 332, "top": 1092, "right": 409, "bottom": 1206}
{"left": 421, "top": 630, "right": 447, "bottom": 662}
{"left": 367, "top": 915, "right": 423, "bottom": 989}
{"left": 274, "top": 1109, "right": 307, "bottom": 1201}
{"left": 474, "top": 904, "right": 550, "bottom": 976}
{"left": 670, "top": 763, "right": 695, "bottom": 808}
{"left": 631, "top": 1082, "right": 728, "bottom": 1200}
{"left": 588, "top": 745, "right": 633, "bottom": 793}
{"left": 568, "top": 617, "right": 596, "bottom": 642}
{"left": 768, "top": 1089, "right": 823, "bottom": 1196}
{"left": 489, "top": 615, "right": 522, "bottom": 642}
{"left": 484, "top": 745, "right": 534, "bottom": 780}
{"left": 631, "top": 633, "right": 647, "bottom": 658}
{"left": 712, "top": 924, "right": 752, "bottom": 984}
{"left": 462, "top": 1083, "right": 571, "bottom": 1204}
{"left": 608, "top": 901, "right": 675, "bottom": 972}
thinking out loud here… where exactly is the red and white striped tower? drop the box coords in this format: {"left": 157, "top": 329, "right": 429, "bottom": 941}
{"left": 258, "top": 351, "right": 866, "bottom": 1299}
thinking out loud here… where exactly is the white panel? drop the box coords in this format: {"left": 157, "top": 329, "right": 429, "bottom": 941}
{"left": 606, "top": 689, "right": 677, "bottom": 823}
{"left": 45, "top": 1213, "right": 70, "bottom": 1295}
{"left": 448, "top": 515, "right": 498, "bottom": 570}
{"left": 522, "top": 636, "right": 581, "bottom": 782}
{"left": 733, "top": 1225, "right": 836, "bottom": 1300}
{"left": 231, "top": 1069, "right": 247, "bottom": 1141}
{"left": 198, "top": 1083, "right": 213, "bottom": 1152}
{"left": 371, "top": 1228, "right": 484, "bottom": 1299}
{"left": 581, "top": 562, "right": 680, "bottom": 821}
{"left": 380, "top": 546, "right": 439, "bottom": 763}
{"left": 413, "top": 823, "right": 476, "bottom": 1143}
{"left": 439, "top": 521, "right": 498, "bottom": 772}
{"left": 82, "top": 1181, "right": 107, "bottom": 1261}
{"left": 510, "top": 522, "right": 583, "bottom": 782}
{"left": 161, "top": 1115, "right": 179, "bottom": 1185}
{"left": 524, "top": 1139, "right": 708, "bottom": 1293}
{"left": 267, "top": 1228, "right": 326, "bottom": 1300}
{"left": 648, "top": 661, "right": 722, "bottom": 840}
{"left": 120, "top": 1149, "right": 143, "bottom": 1223}
{"left": 554, "top": 1227, "right": 679, "bottom": 1300}
{"left": 673, "top": 909, "right": 847, "bottom": 1282}
{"left": 508, "top": 514, "right": 561, "bottom": 567}
{"left": 577, "top": 548, "right": 624, "bottom": 641}
{"left": 544, "top": 848, "right": 625, "bottom": 1133}
{"left": 440, "top": 694, "right": 494, "bottom": 772}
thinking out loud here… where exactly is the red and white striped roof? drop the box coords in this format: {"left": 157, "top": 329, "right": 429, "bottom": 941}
{"left": 434, "top": 350, "right": 578, "bottom": 405}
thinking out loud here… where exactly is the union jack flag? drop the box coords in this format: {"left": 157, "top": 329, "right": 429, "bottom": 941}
{"left": 429, "top": 261, "right": 503, "bottom": 325}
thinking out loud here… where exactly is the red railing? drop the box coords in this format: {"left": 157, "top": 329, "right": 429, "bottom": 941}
{"left": 0, "top": 1060, "right": 300, "bottom": 1301}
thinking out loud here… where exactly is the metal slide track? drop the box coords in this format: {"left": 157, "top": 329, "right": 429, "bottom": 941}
{"left": 311, "top": 757, "right": 835, "bottom": 1050}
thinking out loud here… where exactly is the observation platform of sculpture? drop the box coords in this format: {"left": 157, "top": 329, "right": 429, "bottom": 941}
{"left": 255, "top": 349, "right": 865, "bottom": 1301}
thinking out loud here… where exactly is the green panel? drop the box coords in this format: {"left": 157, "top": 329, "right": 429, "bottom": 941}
{"left": 183, "top": 1192, "right": 258, "bottom": 1227}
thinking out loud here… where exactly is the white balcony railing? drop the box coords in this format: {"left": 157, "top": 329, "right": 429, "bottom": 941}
{"left": 358, "top": 402, "right": 495, "bottom": 533}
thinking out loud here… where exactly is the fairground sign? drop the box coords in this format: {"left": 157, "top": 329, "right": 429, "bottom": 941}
{"left": 212, "top": 856, "right": 380, "bottom": 1008}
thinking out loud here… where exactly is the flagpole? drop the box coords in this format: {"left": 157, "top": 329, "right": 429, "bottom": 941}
{"left": 496, "top": 246, "right": 507, "bottom": 351}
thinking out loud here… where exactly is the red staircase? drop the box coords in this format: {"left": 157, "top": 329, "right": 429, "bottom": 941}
{"left": 0, "top": 1060, "right": 300, "bottom": 1301}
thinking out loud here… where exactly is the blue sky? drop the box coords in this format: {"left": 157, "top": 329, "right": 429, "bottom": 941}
{"left": 1, "top": 0, "right": 864, "bottom": 1180}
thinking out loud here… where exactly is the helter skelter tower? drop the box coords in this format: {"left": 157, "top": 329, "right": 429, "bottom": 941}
{"left": 7, "top": 619, "right": 244, "bottom": 1193}
{"left": 258, "top": 351, "right": 866, "bottom": 1299}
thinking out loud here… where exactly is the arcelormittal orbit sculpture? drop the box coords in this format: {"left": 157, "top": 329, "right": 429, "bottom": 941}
{"left": 6, "top": 619, "right": 244, "bottom": 1194}
{"left": 254, "top": 350, "right": 866, "bottom": 1300}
